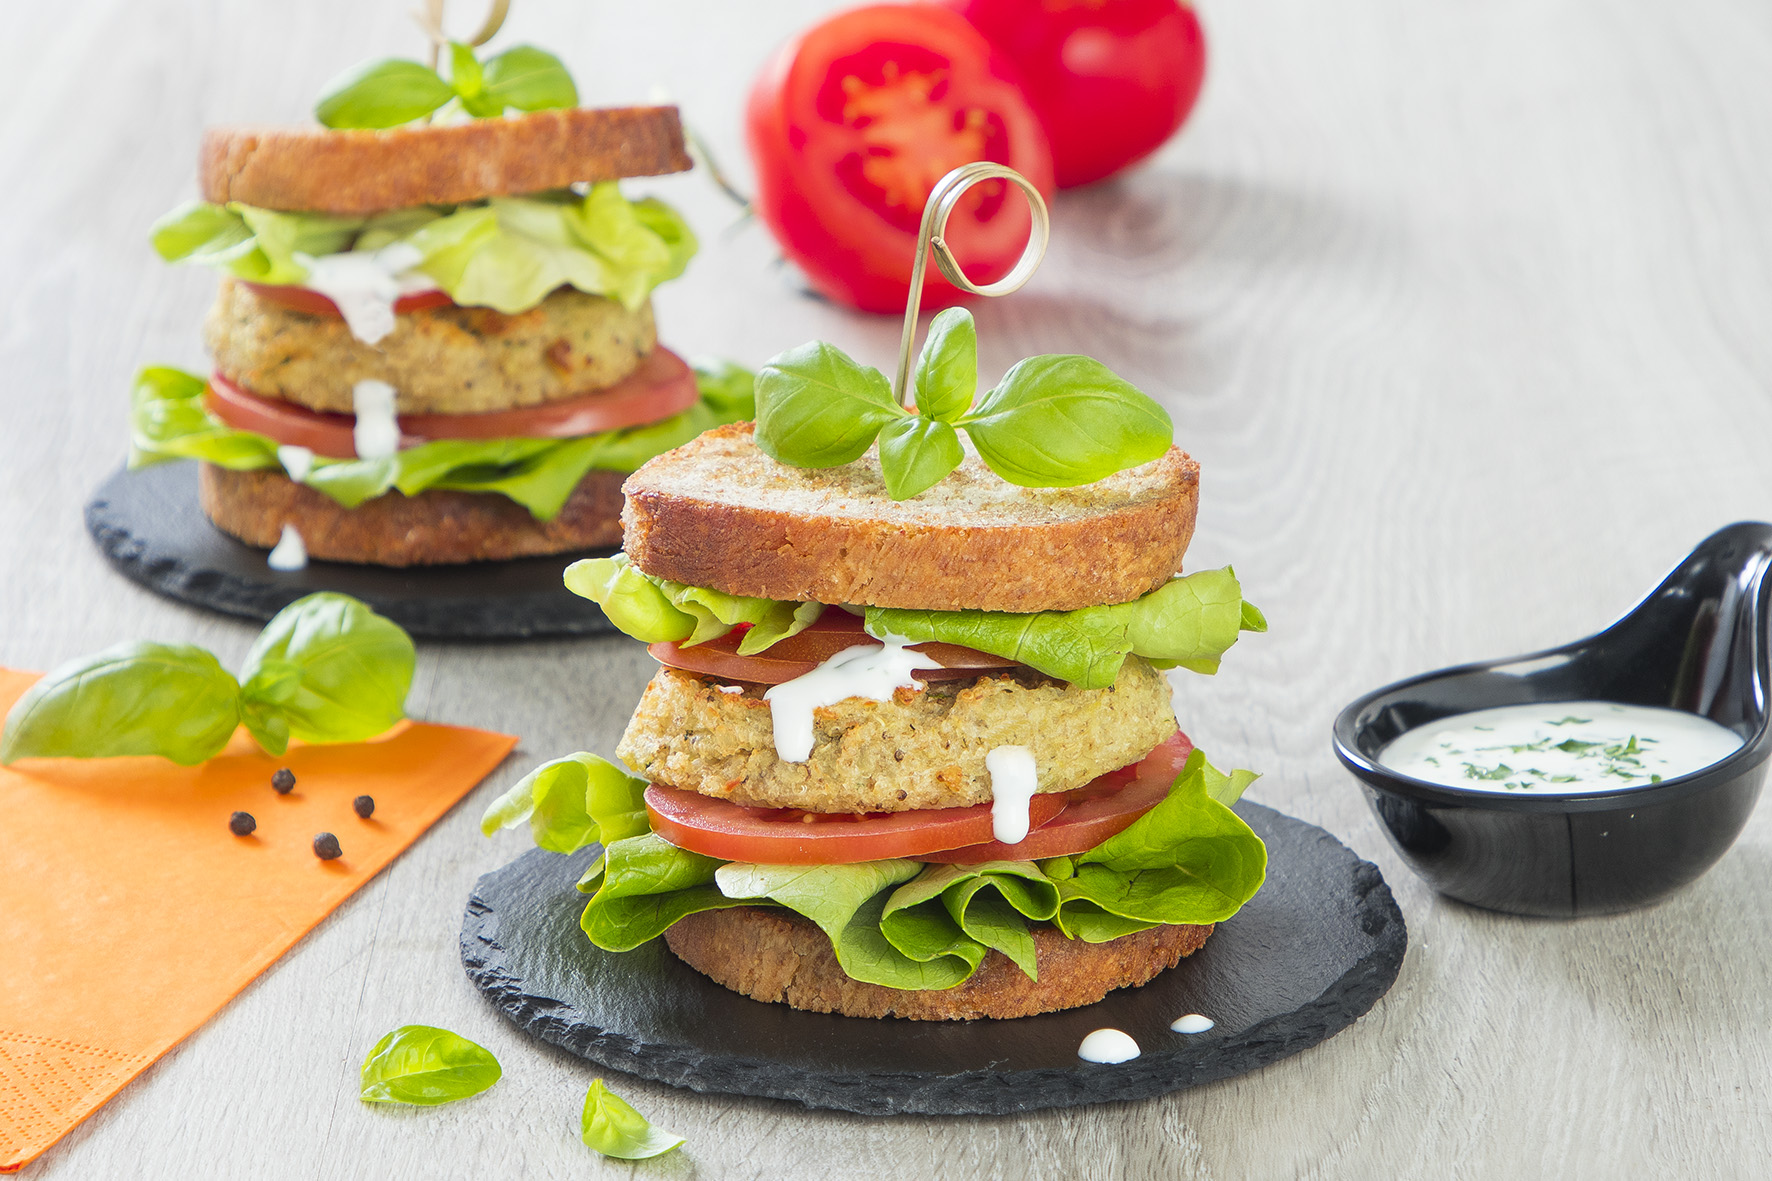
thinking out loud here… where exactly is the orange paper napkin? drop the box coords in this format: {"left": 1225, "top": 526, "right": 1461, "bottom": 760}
{"left": 0, "top": 668, "right": 517, "bottom": 1171}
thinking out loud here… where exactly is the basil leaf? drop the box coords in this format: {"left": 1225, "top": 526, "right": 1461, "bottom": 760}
{"left": 237, "top": 594, "right": 414, "bottom": 753}
{"left": 961, "top": 355, "right": 1173, "bottom": 487}
{"left": 691, "top": 358, "right": 758, "bottom": 418}
{"left": 581, "top": 1079, "right": 683, "bottom": 1160}
{"left": 481, "top": 45, "right": 578, "bottom": 112}
{"left": 315, "top": 58, "right": 454, "bottom": 129}
{"left": 755, "top": 341, "right": 905, "bottom": 468}
{"left": 877, "top": 415, "right": 963, "bottom": 500}
{"left": 448, "top": 42, "right": 499, "bottom": 118}
{"left": 0, "top": 642, "right": 240, "bottom": 766}
{"left": 912, "top": 307, "right": 977, "bottom": 422}
{"left": 479, "top": 751, "right": 649, "bottom": 853}
{"left": 359, "top": 1025, "right": 501, "bottom": 1106}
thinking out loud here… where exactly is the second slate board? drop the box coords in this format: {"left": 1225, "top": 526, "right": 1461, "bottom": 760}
{"left": 461, "top": 802, "right": 1407, "bottom": 1116}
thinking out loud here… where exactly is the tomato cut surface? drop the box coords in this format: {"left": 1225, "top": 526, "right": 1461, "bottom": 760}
{"left": 242, "top": 281, "right": 456, "bottom": 317}
{"left": 915, "top": 729, "right": 1194, "bottom": 863}
{"left": 644, "top": 783, "right": 1068, "bottom": 865}
{"left": 651, "top": 610, "right": 1020, "bottom": 686}
{"left": 947, "top": 0, "right": 1206, "bottom": 189}
{"left": 746, "top": 4, "right": 1054, "bottom": 312}
{"left": 204, "top": 348, "right": 698, "bottom": 458}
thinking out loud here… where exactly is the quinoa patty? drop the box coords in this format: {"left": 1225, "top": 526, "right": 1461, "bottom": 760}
{"left": 204, "top": 277, "right": 656, "bottom": 414}
{"left": 616, "top": 658, "right": 1178, "bottom": 814}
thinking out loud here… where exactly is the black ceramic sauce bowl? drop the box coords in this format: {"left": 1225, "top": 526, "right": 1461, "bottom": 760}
{"left": 1333, "top": 522, "right": 1772, "bottom": 917}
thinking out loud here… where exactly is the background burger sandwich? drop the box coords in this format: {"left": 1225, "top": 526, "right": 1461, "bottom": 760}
{"left": 131, "top": 32, "right": 752, "bottom": 566}
{"left": 484, "top": 308, "right": 1269, "bottom": 1020}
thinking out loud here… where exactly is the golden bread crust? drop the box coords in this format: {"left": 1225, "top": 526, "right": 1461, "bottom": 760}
{"left": 621, "top": 423, "right": 1199, "bottom": 613}
{"left": 618, "top": 661, "right": 1176, "bottom": 813}
{"left": 198, "top": 463, "right": 623, "bottom": 565}
{"left": 664, "top": 906, "right": 1212, "bottom": 1020}
{"left": 200, "top": 106, "right": 691, "bottom": 215}
{"left": 205, "top": 280, "right": 656, "bottom": 414}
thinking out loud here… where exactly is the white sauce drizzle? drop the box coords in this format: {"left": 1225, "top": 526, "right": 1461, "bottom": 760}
{"left": 276, "top": 444, "right": 315, "bottom": 482}
{"left": 1077, "top": 1029, "right": 1140, "bottom": 1064}
{"left": 292, "top": 242, "right": 433, "bottom": 345}
{"left": 266, "top": 524, "right": 308, "bottom": 571}
{"left": 716, "top": 685, "right": 746, "bottom": 695}
{"left": 1380, "top": 700, "right": 1742, "bottom": 794}
{"left": 1171, "top": 1013, "right": 1215, "bottom": 1034}
{"left": 762, "top": 637, "right": 944, "bottom": 762}
{"left": 351, "top": 380, "right": 401, "bottom": 460}
{"left": 987, "top": 745, "right": 1039, "bottom": 844}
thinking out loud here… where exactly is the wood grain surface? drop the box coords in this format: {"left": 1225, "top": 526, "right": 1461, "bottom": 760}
{"left": 4, "top": 0, "right": 1771, "bottom": 1177}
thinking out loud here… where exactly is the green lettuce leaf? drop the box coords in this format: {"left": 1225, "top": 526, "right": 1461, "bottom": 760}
{"left": 128, "top": 363, "right": 752, "bottom": 521}
{"left": 579, "top": 832, "right": 750, "bottom": 951}
{"left": 479, "top": 751, "right": 651, "bottom": 854}
{"left": 564, "top": 553, "right": 825, "bottom": 652}
{"left": 881, "top": 860, "right": 1059, "bottom": 980}
{"left": 149, "top": 185, "right": 695, "bottom": 315}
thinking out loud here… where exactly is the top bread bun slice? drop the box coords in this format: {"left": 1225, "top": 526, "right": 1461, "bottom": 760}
{"left": 621, "top": 422, "right": 1200, "bottom": 614}
{"left": 201, "top": 105, "right": 690, "bottom": 215}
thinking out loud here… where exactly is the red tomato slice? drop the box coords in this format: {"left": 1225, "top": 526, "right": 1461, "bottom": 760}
{"left": 644, "top": 783, "right": 1069, "bottom": 864}
{"left": 204, "top": 348, "right": 699, "bottom": 458}
{"left": 745, "top": 4, "right": 1055, "bottom": 312}
{"left": 915, "top": 729, "right": 1195, "bottom": 863}
{"left": 242, "top": 281, "right": 457, "bottom": 317}
{"left": 650, "top": 610, "right": 1019, "bottom": 686}
{"left": 947, "top": 0, "right": 1206, "bottom": 189}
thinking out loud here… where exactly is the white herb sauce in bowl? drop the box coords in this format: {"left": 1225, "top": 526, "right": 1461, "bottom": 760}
{"left": 1380, "top": 701, "right": 1742, "bottom": 794}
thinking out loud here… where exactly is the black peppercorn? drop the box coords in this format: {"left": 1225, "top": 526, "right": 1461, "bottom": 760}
{"left": 229, "top": 811, "right": 257, "bottom": 836}
{"left": 271, "top": 768, "right": 296, "bottom": 794}
{"left": 353, "top": 795, "right": 375, "bottom": 819}
{"left": 313, "top": 832, "right": 342, "bottom": 860}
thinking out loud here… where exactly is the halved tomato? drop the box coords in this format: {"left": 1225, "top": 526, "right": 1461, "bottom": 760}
{"left": 915, "top": 729, "right": 1194, "bottom": 863}
{"left": 204, "top": 348, "right": 699, "bottom": 458}
{"left": 644, "top": 783, "right": 1069, "bottom": 865}
{"left": 650, "top": 610, "right": 1019, "bottom": 686}
{"left": 242, "top": 281, "right": 457, "bottom": 318}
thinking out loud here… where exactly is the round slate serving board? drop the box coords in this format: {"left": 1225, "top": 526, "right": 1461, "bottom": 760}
{"left": 460, "top": 802, "right": 1407, "bottom": 1116}
{"left": 84, "top": 462, "right": 616, "bottom": 640}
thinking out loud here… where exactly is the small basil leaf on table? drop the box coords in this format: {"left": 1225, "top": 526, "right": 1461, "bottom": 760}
{"left": 755, "top": 341, "right": 905, "bottom": 467}
{"left": 581, "top": 1079, "right": 685, "bottom": 1159}
{"left": 314, "top": 58, "right": 455, "bottom": 129}
{"left": 359, "top": 1025, "right": 501, "bottom": 1106}
{"left": 238, "top": 593, "right": 415, "bottom": 748}
{"left": 912, "top": 307, "right": 978, "bottom": 422}
{"left": 877, "top": 415, "right": 964, "bottom": 501}
{"left": 0, "top": 642, "right": 241, "bottom": 765}
{"left": 961, "top": 355, "right": 1173, "bottom": 487}
{"left": 480, "top": 45, "right": 579, "bottom": 111}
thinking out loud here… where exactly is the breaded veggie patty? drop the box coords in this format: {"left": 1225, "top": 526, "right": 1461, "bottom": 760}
{"left": 204, "top": 278, "right": 657, "bottom": 414}
{"left": 616, "top": 658, "right": 1178, "bottom": 813}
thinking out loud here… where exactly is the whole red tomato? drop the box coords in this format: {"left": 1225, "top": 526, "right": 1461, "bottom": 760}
{"left": 746, "top": 4, "right": 1055, "bottom": 313}
{"left": 945, "top": 0, "right": 1206, "bottom": 189}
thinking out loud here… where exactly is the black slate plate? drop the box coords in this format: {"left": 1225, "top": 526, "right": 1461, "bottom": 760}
{"left": 460, "top": 802, "right": 1407, "bottom": 1116}
{"left": 84, "top": 462, "right": 616, "bottom": 639}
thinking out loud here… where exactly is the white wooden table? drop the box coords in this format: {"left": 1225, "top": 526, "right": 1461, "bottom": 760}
{"left": 6, "top": 0, "right": 1771, "bottom": 1175}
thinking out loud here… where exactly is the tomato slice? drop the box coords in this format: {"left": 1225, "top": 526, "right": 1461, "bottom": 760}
{"left": 644, "top": 783, "right": 1069, "bottom": 865}
{"left": 915, "top": 729, "right": 1194, "bottom": 863}
{"left": 945, "top": 0, "right": 1206, "bottom": 189}
{"left": 650, "top": 610, "right": 1019, "bottom": 686}
{"left": 241, "top": 281, "right": 456, "bottom": 317}
{"left": 745, "top": 4, "right": 1055, "bottom": 312}
{"left": 204, "top": 348, "right": 699, "bottom": 458}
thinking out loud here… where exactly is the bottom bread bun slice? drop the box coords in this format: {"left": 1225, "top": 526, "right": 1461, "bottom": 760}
{"left": 199, "top": 462, "right": 625, "bottom": 566}
{"left": 664, "top": 905, "right": 1213, "bottom": 1021}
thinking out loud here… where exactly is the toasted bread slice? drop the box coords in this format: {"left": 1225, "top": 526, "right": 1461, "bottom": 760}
{"left": 199, "top": 464, "right": 623, "bottom": 565}
{"left": 664, "top": 906, "right": 1212, "bottom": 1020}
{"left": 200, "top": 106, "right": 690, "bottom": 215}
{"left": 621, "top": 422, "right": 1199, "bottom": 613}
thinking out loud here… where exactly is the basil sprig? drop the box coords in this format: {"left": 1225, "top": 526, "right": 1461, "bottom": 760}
{"left": 0, "top": 593, "right": 415, "bottom": 765}
{"left": 754, "top": 308, "right": 1174, "bottom": 499}
{"left": 581, "top": 1079, "right": 684, "bottom": 1160}
{"left": 359, "top": 1025, "right": 501, "bottom": 1106}
{"left": 316, "top": 42, "right": 576, "bottom": 130}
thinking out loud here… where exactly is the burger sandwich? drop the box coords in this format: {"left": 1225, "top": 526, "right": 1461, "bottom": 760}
{"left": 484, "top": 309, "right": 1268, "bottom": 1020}
{"left": 131, "top": 35, "right": 751, "bottom": 566}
